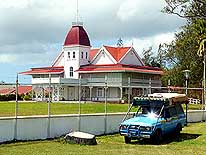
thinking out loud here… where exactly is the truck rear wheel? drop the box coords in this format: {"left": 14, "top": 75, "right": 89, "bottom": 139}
{"left": 175, "top": 124, "right": 182, "bottom": 137}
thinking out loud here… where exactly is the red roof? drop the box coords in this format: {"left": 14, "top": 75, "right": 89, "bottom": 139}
{"left": 64, "top": 25, "right": 91, "bottom": 46}
{"left": 89, "top": 48, "right": 99, "bottom": 61}
{"left": 104, "top": 46, "right": 131, "bottom": 62}
{"left": 0, "top": 88, "right": 14, "bottom": 95}
{"left": 18, "top": 86, "right": 32, "bottom": 95}
{"left": 76, "top": 64, "right": 163, "bottom": 75}
{"left": 20, "top": 66, "right": 64, "bottom": 75}
{"left": 0, "top": 86, "right": 32, "bottom": 95}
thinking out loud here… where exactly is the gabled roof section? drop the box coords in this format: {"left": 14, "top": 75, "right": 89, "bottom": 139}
{"left": 52, "top": 50, "right": 64, "bottom": 67}
{"left": 20, "top": 66, "right": 64, "bottom": 75}
{"left": 89, "top": 48, "right": 99, "bottom": 61}
{"left": 119, "top": 47, "right": 145, "bottom": 66}
{"left": 18, "top": 86, "right": 32, "bottom": 95}
{"left": 0, "top": 86, "right": 32, "bottom": 95}
{"left": 104, "top": 46, "right": 131, "bottom": 62}
{"left": 0, "top": 88, "right": 14, "bottom": 95}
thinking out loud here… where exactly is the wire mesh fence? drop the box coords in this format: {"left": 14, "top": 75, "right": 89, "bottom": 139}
{"left": 0, "top": 81, "right": 206, "bottom": 118}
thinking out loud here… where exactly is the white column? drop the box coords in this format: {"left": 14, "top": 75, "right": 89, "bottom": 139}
{"left": 119, "top": 87, "right": 123, "bottom": 100}
{"left": 57, "top": 85, "right": 60, "bottom": 102}
{"left": 89, "top": 86, "right": 93, "bottom": 101}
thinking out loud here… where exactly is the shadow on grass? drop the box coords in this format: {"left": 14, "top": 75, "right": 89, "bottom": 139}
{"left": 129, "top": 133, "right": 201, "bottom": 145}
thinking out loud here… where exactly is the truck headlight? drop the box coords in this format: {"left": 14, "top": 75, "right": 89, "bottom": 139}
{"left": 119, "top": 125, "right": 128, "bottom": 130}
{"left": 139, "top": 126, "right": 152, "bottom": 132}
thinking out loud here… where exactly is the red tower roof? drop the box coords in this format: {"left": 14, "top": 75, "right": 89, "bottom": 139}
{"left": 64, "top": 25, "right": 91, "bottom": 46}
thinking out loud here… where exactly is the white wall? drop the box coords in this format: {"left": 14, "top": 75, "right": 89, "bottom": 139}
{"left": 0, "top": 111, "right": 205, "bottom": 143}
{"left": 92, "top": 49, "right": 116, "bottom": 65}
{"left": 120, "top": 50, "right": 143, "bottom": 66}
{"left": 0, "top": 119, "right": 15, "bottom": 142}
{"left": 63, "top": 45, "right": 90, "bottom": 79}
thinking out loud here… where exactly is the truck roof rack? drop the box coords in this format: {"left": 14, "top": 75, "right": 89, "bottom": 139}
{"left": 133, "top": 93, "right": 188, "bottom": 107}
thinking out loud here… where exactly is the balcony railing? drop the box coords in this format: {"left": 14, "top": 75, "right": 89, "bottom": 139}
{"left": 31, "top": 77, "right": 161, "bottom": 87}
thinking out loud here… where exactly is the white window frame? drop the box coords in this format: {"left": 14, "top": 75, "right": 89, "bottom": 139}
{"left": 97, "top": 88, "right": 104, "bottom": 97}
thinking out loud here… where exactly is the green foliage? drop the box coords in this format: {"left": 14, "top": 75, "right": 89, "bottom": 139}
{"left": 0, "top": 94, "right": 23, "bottom": 101}
{"left": 23, "top": 94, "right": 32, "bottom": 101}
{"left": 141, "top": 47, "right": 161, "bottom": 67}
{"left": 163, "top": 0, "right": 206, "bottom": 20}
{"left": 161, "top": 19, "right": 206, "bottom": 87}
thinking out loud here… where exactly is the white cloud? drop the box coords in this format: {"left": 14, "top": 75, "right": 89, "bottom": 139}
{"left": 0, "top": 0, "right": 185, "bottom": 65}
{"left": 117, "top": 0, "right": 139, "bottom": 21}
{"left": 124, "top": 32, "right": 175, "bottom": 57}
{"left": 117, "top": 0, "right": 165, "bottom": 22}
{"left": 0, "top": 0, "right": 29, "bottom": 9}
{"left": 0, "top": 54, "right": 17, "bottom": 63}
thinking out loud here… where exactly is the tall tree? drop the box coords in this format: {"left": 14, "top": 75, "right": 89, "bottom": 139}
{"left": 161, "top": 0, "right": 206, "bottom": 87}
{"left": 142, "top": 46, "right": 153, "bottom": 66}
{"left": 161, "top": 20, "right": 206, "bottom": 87}
{"left": 163, "top": 0, "right": 206, "bottom": 19}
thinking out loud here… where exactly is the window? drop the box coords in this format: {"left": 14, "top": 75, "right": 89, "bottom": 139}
{"left": 169, "top": 106, "right": 177, "bottom": 117}
{"left": 97, "top": 88, "right": 103, "bottom": 97}
{"left": 73, "top": 51, "right": 75, "bottom": 59}
{"left": 86, "top": 52, "right": 88, "bottom": 59}
{"left": 175, "top": 104, "right": 184, "bottom": 115}
{"left": 68, "top": 52, "right": 70, "bottom": 59}
{"left": 102, "top": 51, "right": 105, "bottom": 57}
{"left": 70, "top": 67, "right": 73, "bottom": 77}
{"left": 81, "top": 51, "right": 83, "bottom": 59}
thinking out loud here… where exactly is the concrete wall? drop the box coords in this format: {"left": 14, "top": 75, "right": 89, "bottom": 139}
{"left": 0, "top": 111, "right": 205, "bottom": 143}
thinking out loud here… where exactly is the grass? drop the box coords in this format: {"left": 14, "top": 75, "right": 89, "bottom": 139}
{"left": 0, "top": 101, "right": 133, "bottom": 117}
{"left": 0, "top": 101, "right": 204, "bottom": 117}
{"left": 0, "top": 122, "right": 206, "bottom": 155}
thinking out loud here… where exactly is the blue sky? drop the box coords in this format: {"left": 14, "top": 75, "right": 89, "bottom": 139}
{"left": 0, "top": 0, "right": 185, "bottom": 84}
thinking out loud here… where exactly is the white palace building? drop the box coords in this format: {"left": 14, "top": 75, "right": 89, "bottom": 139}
{"left": 21, "top": 22, "right": 163, "bottom": 102}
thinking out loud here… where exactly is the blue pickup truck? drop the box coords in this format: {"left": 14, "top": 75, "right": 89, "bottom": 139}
{"left": 119, "top": 93, "right": 188, "bottom": 144}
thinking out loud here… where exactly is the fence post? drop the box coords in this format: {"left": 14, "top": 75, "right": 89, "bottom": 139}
{"left": 128, "top": 77, "right": 131, "bottom": 110}
{"left": 14, "top": 73, "right": 19, "bottom": 140}
{"left": 104, "top": 75, "right": 108, "bottom": 134}
{"left": 47, "top": 73, "right": 51, "bottom": 138}
{"left": 78, "top": 75, "right": 82, "bottom": 131}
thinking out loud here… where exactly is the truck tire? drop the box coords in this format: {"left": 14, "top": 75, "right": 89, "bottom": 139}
{"left": 175, "top": 124, "right": 182, "bottom": 137}
{"left": 152, "top": 129, "right": 162, "bottom": 145}
{"left": 124, "top": 136, "right": 131, "bottom": 144}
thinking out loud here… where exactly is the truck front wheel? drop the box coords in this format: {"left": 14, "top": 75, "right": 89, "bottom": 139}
{"left": 124, "top": 136, "right": 131, "bottom": 144}
{"left": 152, "top": 129, "right": 162, "bottom": 144}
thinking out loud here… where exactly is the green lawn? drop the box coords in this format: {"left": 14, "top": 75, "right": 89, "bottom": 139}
{"left": 0, "top": 101, "right": 203, "bottom": 117}
{"left": 0, "top": 102, "right": 133, "bottom": 117}
{"left": 0, "top": 123, "right": 206, "bottom": 155}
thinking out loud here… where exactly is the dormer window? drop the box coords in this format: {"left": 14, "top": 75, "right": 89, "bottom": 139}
{"left": 81, "top": 51, "right": 83, "bottom": 59}
{"left": 68, "top": 52, "right": 70, "bottom": 59}
{"left": 73, "top": 51, "right": 75, "bottom": 59}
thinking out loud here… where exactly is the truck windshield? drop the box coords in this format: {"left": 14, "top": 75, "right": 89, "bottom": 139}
{"left": 139, "top": 106, "right": 161, "bottom": 116}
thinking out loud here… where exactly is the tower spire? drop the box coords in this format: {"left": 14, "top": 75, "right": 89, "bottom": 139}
{"left": 76, "top": 0, "right": 79, "bottom": 23}
{"left": 72, "top": 0, "right": 83, "bottom": 26}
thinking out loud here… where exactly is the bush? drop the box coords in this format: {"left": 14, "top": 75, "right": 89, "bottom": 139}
{"left": 23, "top": 94, "right": 31, "bottom": 101}
{"left": 0, "top": 94, "right": 23, "bottom": 101}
